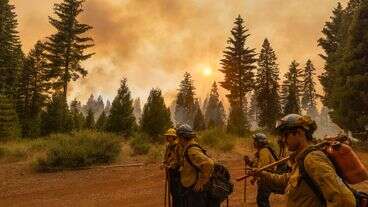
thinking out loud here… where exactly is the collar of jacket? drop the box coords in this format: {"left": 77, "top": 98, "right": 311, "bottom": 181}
{"left": 183, "top": 140, "right": 198, "bottom": 151}
{"left": 293, "top": 145, "right": 314, "bottom": 163}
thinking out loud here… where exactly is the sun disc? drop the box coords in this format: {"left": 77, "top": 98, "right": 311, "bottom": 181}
{"left": 203, "top": 67, "right": 213, "bottom": 76}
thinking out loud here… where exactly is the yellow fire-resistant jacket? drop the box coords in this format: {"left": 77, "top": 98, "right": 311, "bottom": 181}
{"left": 254, "top": 147, "right": 276, "bottom": 169}
{"left": 163, "top": 142, "right": 182, "bottom": 169}
{"left": 180, "top": 140, "right": 214, "bottom": 188}
{"left": 259, "top": 147, "right": 356, "bottom": 207}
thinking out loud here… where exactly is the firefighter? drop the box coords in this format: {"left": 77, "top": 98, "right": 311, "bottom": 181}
{"left": 248, "top": 114, "right": 356, "bottom": 207}
{"left": 176, "top": 124, "right": 220, "bottom": 207}
{"left": 245, "top": 133, "right": 277, "bottom": 207}
{"left": 162, "top": 128, "right": 183, "bottom": 207}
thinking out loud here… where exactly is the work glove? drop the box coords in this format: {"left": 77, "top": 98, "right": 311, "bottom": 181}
{"left": 250, "top": 177, "right": 257, "bottom": 185}
{"left": 244, "top": 155, "right": 251, "bottom": 164}
{"left": 247, "top": 168, "right": 261, "bottom": 178}
{"left": 193, "top": 179, "right": 208, "bottom": 192}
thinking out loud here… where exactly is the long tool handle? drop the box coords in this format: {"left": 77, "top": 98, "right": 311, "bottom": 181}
{"left": 164, "top": 169, "right": 168, "bottom": 207}
{"left": 243, "top": 158, "right": 247, "bottom": 207}
{"left": 236, "top": 155, "right": 291, "bottom": 181}
{"left": 236, "top": 141, "right": 330, "bottom": 181}
{"left": 168, "top": 169, "right": 172, "bottom": 207}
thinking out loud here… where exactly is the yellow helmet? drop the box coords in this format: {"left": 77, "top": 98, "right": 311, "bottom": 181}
{"left": 164, "top": 128, "right": 177, "bottom": 137}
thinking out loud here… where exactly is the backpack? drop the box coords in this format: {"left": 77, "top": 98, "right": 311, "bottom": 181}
{"left": 298, "top": 147, "right": 368, "bottom": 207}
{"left": 184, "top": 144, "right": 234, "bottom": 203}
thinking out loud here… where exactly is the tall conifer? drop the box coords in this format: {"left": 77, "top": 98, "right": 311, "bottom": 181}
{"left": 255, "top": 39, "right": 281, "bottom": 130}
{"left": 219, "top": 15, "right": 256, "bottom": 135}
{"left": 204, "top": 82, "right": 225, "bottom": 128}
{"left": 105, "top": 78, "right": 135, "bottom": 136}
{"left": 282, "top": 61, "right": 303, "bottom": 115}
{"left": 175, "top": 72, "right": 196, "bottom": 126}
{"left": 301, "top": 60, "right": 318, "bottom": 118}
{"left": 141, "top": 88, "right": 172, "bottom": 140}
{"left": 44, "top": 0, "right": 94, "bottom": 98}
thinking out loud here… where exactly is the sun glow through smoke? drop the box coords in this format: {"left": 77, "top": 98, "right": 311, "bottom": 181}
{"left": 202, "top": 67, "right": 213, "bottom": 77}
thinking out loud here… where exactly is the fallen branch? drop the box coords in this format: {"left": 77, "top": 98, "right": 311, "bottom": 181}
{"left": 42, "top": 163, "right": 144, "bottom": 172}
{"left": 92, "top": 163, "right": 144, "bottom": 169}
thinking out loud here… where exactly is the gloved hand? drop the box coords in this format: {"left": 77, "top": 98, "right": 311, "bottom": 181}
{"left": 250, "top": 177, "right": 257, "bottom": 185}
{"left": 247, "top": 168, "right": 261, "bottom": 177}
{"left": 244, "top": 155, "right": 251, "bottom": 164}
{"left": 193, "top": 180, "right": 206, "bottom": 192}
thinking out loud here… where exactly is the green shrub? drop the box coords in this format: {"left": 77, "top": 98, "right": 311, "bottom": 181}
{"left": 130, "top": 133, "right": 150, "bottom": 155}
{"left": 0, "top": 145, "right": 28, "bottom": 162}
{"left": 200, "top": 128, "right": 222, "bottom": 147}
{"left": 9, "top": 146, "right": 28, "bottom": 159}
{"left": 34, "top": 131, "right": 121, "bottom": 172}
{"left": 199, "top": 128, "right": 235, "bottom": 152}
{"left": 28, "top": 138, "right": 51, "bottom": 152}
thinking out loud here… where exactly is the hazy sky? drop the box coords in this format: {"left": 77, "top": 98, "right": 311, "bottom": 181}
{"left": 11, "top": 0, "right": 348, "bottom": 106}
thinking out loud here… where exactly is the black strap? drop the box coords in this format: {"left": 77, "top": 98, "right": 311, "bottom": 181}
{"left": 184, "top": 144, "right": 208, "bottom": 171}
{"left": 297, "top": 147, "right": 326, "bottom": 206}
{"left": 266, "top": 146, "right": 279, "bottom": 161}
{"left": 184, "top": 144, "right": 208, "bottom": 185}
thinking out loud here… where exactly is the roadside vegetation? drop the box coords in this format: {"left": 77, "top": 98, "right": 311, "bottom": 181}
{"left": 0, "top": 131, "right": 122, "bottom": 172}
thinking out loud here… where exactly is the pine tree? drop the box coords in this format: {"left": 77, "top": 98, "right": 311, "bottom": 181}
{"left": 44, "top": 0, "right": 94, "bottom": 98}
{"left": 96, "top": 110, "right": 107, "bottom": 131}
{"left": 318, "top": 0, "right": 368, "bottom": 134}
{"left": 85, "top": 94, "right": 96, "bottom": 111}
{"left": 105, "top": 78, "right": 136, "bottom": 136}
{"left": 133, "top": 98, "right": 142, "bottom": 123}
{"left": 105, "top": 100, "right": 111, "bottom": 115}
{"left": 175, "top": 72, "right": 196, "bottom": 126}
{"left": 279, "top": 81, "right": 289, "bottom": 110}
{"left": 204, "top": 82, "right": 225, "bottom": 128}
{"left": 255, "top": 39, "right": 282, "bottom": 130}
{"left": 0, "top": 0, "right": 22, "bottom": 94}
{"left": 16, "top": 41, "right": 50, "bottom": 137}
{"left": 301, "top": 60, "right": 318, "bottom": 118}
{"left": 84, "top": 108, "right": 95, "bottom": 129}
{"left": 219, "top": 15, "right": 256, "bottom": 135}
{"left": 70, "top": 98, "right": 84, "bottom": 131}
{"left": 202, "top": 96, "right": 209, "bottom": 113}
{"left": 318, "top": 2, "right": 345, "bottom": 107}
{"left": 329, "top": 1, "right": 368, "bottom": 133}
{"left": 345, "top": 0, "right": 361, "bottom": 16}
{"left": 95, "top": 95, "right": 105, "bottom": 118}
{"left": 193, "top": 100, "right": 206, "bottom": 131}
{"left": 282, "top": 61, "right": 303, "bottom": 115}
{"left": 227, "top": 105, "right": 247, "bottom": 136}
{"left": 0, "top": 93, "right": 20, "bottom": 139}
{"left": 141, "top": 88, "right": 172, "bottom": 140}
{"left": 41, "top": 92, "right": 72, "bottom": 135}
{"left": 318, "top": 2, "right": 345, "bottom": 59}
{"left": 248, "top": 92, "right": 259, "bottom": 130}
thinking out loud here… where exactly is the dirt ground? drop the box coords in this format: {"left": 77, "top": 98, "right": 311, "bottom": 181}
{"left": 0, "top": 160, "right": 285, "bottom": 207}
{"left": 1, "top": 145, "right": 368, "bottom": 207}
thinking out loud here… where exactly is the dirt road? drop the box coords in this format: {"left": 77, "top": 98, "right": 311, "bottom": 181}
{"left": 0, "top": 159, "right": 285, "bottom": 207}
{"left": 1, "top": 149, "right": 368, "bottom": 207}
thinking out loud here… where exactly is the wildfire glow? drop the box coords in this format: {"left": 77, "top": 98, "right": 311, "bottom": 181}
{"left": 202, "top": 67, "right": 213, "bottom": 77}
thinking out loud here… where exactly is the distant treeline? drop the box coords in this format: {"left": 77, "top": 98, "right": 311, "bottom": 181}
{"left": 0, "top": 0, "right": 366, "bottom": 140}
